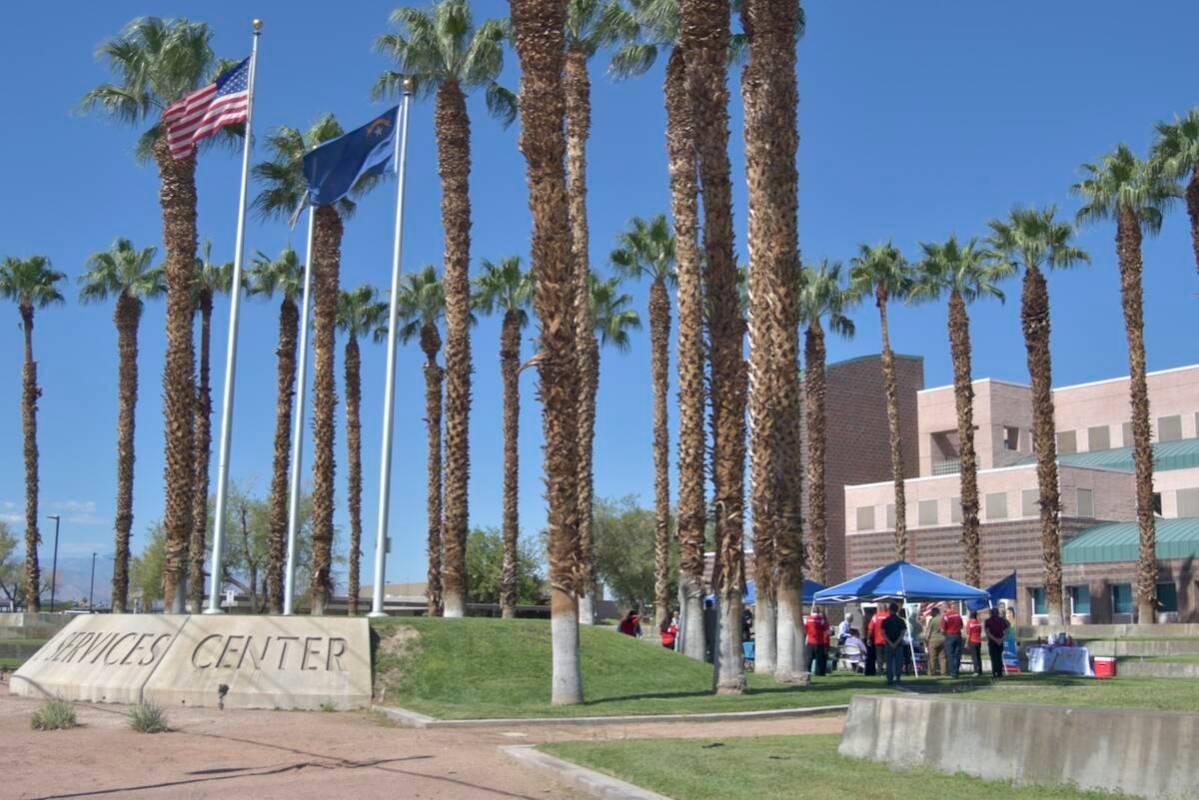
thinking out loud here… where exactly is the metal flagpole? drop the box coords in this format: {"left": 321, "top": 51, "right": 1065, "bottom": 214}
{"left": 283, "top": 207, "right": 316, "bottom": 615}
{"left": 369, "top": 80, "right": 415, "bottom": 618}
{"left": 206, "top": 20, "right": 262, "bottom": 614}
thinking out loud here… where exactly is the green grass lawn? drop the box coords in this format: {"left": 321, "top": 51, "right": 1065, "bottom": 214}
{"left": 371, "top": 617, "right": 891, "bottom": 719}
{"left": 0, "top": 657, "right": 22, "bottom": 669}
{"left": 901, "top": 672, "right": 1199, "bottom": 713}
{"left": 540, "top": 735, "right": 1131, "bottom": 800}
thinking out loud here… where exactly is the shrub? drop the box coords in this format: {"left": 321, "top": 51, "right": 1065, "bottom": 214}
{"left": 31, "top": 699, "right": 77, "bottom": 731}
{"left": 128, "top": 702, "right": 169, "bottom": 734}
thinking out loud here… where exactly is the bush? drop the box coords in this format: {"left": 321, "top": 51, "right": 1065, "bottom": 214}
{"left": 128, "top": 702, "right": 169, "bottom": 734}
{"left": 31, "top": 698, "right": 77, "bottom": 731}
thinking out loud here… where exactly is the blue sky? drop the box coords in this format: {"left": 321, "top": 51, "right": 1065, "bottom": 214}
{"left": 2, "top": 2, "right": 1197, "bottom": 596}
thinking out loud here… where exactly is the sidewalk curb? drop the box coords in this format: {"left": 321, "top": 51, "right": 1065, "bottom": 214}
{"left": 373, "top": 703, "right": 849, "bottom": 730}
{"left": 501, "top": 744, "right": 671, "bottom": 800}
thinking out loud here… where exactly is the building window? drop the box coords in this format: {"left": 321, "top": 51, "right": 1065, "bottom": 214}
{"left": 1158, "top": 415, "right": 1183, "bottom": 443}
{"left": 1122, "top": 422, "right": 1133, "bottom": 448}
{"left": 886, "top": 504, "right": 896, "bottom": 529}
{"left": 856, "top": 506, "right": 875, "bottom": 532}
{"left": 1156, "top": 583, "right": 1179, "bottom": 613}
{"left": 1032, "top": 587, "right": 1047, "bottom": 615}
{"left": 1020, "top": 489, "right": 1039, "bottom": 518}
{"left": 1087, "top": 425, "right": 1110, "bottom": 452}
{"left": 1154, "top": 492, "right": 1163, "bottom": 517}
{"left": 1111, "top": 583, "right": 1133, "bottom": 615}
{"left": 950, "top": 497, "right": 961, "bottom": 524}
{"left": 1069, "top": 585, "right": 1091, "bottom": 615}
{"left": 1077, "top": 488, "right": 1094, "bottom": 518}
{"left": 1056, "top": 430, "right": 1077, "bottom": 455}
{"left": 1178, "top": 488, "right": 1199, "bottom": 518}
{"left": 1003, "top": 426, "right": 1020, "bottom": 451}
{"left": 918, "top": 499, "right": 939, "bottom": 526}
{"left": 986, "top": 492, "right": 1008, "bottom": 520}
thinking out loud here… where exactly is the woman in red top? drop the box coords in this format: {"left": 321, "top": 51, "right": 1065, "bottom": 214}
{"left": 869, "top": 607, "right": 889, "bottom": 676}
{"left": 966, "top": 611, "right": 983, "bottom": 676}
{"left": 804, "top": 608, "right": 830, "bottom": 676}
{"left": 660, "top": 612, "right": 679, "bottom": 649}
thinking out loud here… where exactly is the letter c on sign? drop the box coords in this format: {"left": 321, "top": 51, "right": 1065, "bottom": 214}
{"left": 192, "top": 634, "right": 223, "bottom": 669}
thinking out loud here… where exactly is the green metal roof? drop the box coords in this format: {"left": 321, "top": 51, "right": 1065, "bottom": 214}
{"left": 1062, "top": 518, "right": 1199, "bottom": 564}
{"left": 1015, "top": 437, "right": 1199, "bottom": 473}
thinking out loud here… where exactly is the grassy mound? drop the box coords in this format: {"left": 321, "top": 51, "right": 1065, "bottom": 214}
{"left": 542, "top": 735, "right": 1133, "bottom": 800}
{"left": 371, "top": 617, "right": 884, "bottom": 719}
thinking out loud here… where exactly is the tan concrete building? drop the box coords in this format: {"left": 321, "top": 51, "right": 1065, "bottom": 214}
{"left": 844, "top": 364, "right": 1199, "bottom": 623}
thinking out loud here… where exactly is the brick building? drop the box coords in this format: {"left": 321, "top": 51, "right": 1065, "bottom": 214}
{"left": 844, "top": 364, "right": 1199, "bottom": 623}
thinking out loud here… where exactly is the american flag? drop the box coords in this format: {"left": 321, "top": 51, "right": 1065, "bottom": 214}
{"left": 162, "top": 58, "right": 250, "bottom": 160}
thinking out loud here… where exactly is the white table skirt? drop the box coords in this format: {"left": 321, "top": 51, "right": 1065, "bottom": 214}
{"left": 1027, "top": 645, "right": 1094, "bottom": 676}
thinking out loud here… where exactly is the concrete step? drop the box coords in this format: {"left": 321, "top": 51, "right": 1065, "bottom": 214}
{"left": 0, "top": 625, "right": 62, "bottom": 640}
{"left": 1085, "top": 639, "right": 1199, "bottom": 657}
{"left": 1118, "top": 661, "right": 1199, "bottom": 679}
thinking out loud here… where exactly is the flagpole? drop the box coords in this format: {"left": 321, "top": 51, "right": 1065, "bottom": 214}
{"left": 205, "top": 20, "right": 262, "bottom": 614}
{"left": 284, "top": 207, "right": 315, "bottom": 615}
{"left": 369, "top": 79, "right": 414, "bottom": 618}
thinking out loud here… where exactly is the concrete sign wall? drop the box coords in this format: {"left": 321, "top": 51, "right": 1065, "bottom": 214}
{"left": 12, "top": 615, "right": 371, "bottom": 711}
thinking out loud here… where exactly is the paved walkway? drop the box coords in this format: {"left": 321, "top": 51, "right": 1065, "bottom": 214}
{"left": 0, "top": 683, "right": 843, "bottom": 799}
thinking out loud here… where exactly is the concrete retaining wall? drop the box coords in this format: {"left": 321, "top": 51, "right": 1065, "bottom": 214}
{"left": 1118, "top": 661, "right": 1199, "bottom": 679}
{"left": 1017, "top": 622, "right": 1199, "bottom": 639}
{"left": 1085, "top": 639, "right": 1199, "bottom": 657}
{"left": 839, "top": 694, "right": 1199, "bottom": 800}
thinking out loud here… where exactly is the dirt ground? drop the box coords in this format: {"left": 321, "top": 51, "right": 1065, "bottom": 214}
{"left": 0, "top": 683, "right": 843, "bottom": 799}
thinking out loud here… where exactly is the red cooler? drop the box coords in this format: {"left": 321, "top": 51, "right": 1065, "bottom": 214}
{"left": 1094, "top": 656, "right": 1116, "bottom": 679}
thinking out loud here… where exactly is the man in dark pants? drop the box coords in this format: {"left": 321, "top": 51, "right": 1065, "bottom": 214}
{"left": 984, "top": 607, "right": 1009, "bottom": 678}
{"left": 881, "top": 602, "right": 907, "bottom": 686}
{"left": 805, "top": 606, "right": 830, "bottom": 676}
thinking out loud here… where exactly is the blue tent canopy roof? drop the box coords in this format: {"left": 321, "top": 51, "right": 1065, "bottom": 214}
{"left": 743, "top": 579, "right": 825, "bottom": 605}
{"left": 812, "top": 561, "right": 988, "bottom": 604}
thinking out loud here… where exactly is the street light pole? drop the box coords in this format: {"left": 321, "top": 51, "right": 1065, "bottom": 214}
{"left": 89, "top": 552, "right": 96, "bottom": 612}
{"left": 46, "top": 514, "right": 61, "bottom": 612}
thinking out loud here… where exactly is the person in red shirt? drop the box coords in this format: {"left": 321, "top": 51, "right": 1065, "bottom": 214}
{"left": 870, "top": 606, "right": 890, "bottom": 676}
{"left": 966, "top": 610, "right": 984, "bottom": 675}
{"left": 984, "top": 607, "right": 1010, "bottom": 678}
{"left": 660, "top": 612, "right": 679, "bottom": 650}
{"left": 805, "top": 607, "right": 830, "bottom": 676}
{"left": 940, "top": 606, "right": 965, "bottom": 678}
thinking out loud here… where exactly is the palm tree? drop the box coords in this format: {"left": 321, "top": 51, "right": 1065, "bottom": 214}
{"left": 910, "top": 237, "right": 1012, "bottom": 588}
{"left": 610, "top": 215, "right": 675, "bottom": 633}
{"left": 1151, "top": 109, "right": 1199, "bottom": 280}
{"left": 246, "top": 247, "right": 305, "bottom": 613}
{"left": 375, "top": 0, "right": 516, "bottom": 619}
{"left": 252, "top": 116, "right": 363, "bottom": 615}
{"left": 1073, "top": 145, "right": 1180, "bottom": 623}
{"left": 337, "top": 285, "right": 388, "bottom": 616}
{"left": 740, "top": 0, "right": 804, "bottom": 681}
{"left": 578, "top": 274, "right": 642, "bottom": 623}
{"left": 78, "top": 239, "right": 164, "bottom": 614}
{"left": 1, "top": 257, "right": 65, "bottom": 612}
{"left": 396, "top": 265, "right": 448, "bottom": 616}
{"left": 987, "top": 207, "right": 1089, "bottom": 625}
{"left": 187, "top": 240, "right": 233, "bottom": 611}
{"left": 83, "top": 17, "right": 228, "bottom": 612}
{"left": 798, "top": 260, "right": 856, "bottom": 587}
{"left": 850, "top": 242, "right": 912, "bottom": 562}
{"left": 473, "top": 257, "right": 532, "bottom": 620}
{"left": 511, "top": 0, "right": 584, "bottom": 703}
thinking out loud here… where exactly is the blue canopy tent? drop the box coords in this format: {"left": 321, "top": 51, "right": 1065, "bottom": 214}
{"left": 966, "top": 571, "right": 1017, "bottom": 612}
{"left": 813, "top": 561, "right": 988, "bottom": 676}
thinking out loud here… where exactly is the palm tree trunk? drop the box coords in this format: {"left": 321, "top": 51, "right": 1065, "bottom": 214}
{"left": 422, "top": 321, "right": 444, "bottom": 617}
{"left": 804, "top": 321, "right": 828, "bottom": 585}
{"left": 344, "top": 334, "right": 363, "bottom": 616}
{"left": 511, "top": 0, "right": 583, "bottom": 704}
{"left": 684, "top": 0, "right": 746, "bottom": 694}
{"left": 435, "top": 80, "right": 473, "bottom": 619}
{"left": 309, "top": 204, "right": 342, "bottom": 616}
{"left": 1187, "top": 170, "right": 1199, "bottom": 281}
{"left": 187, "top": 290, "right": 214, "bottom": 612}
{"left": 154, "top": 137, "right": 198, "bottom": 613}
{"left": 666, "top": 48, "right": 706, "bottom": 661}
{"left": 877, "top": 291, "right": 908, "bottom": 561}
{"left": 948, "top": 290, "right": 982, "bottom": 587}
{"left": 576, "top": 334, "right": 599, "bottom": 624}
{"left": 267, "top": 297, "right": 299, "bottom": 614}
{"left": 565, "top": 48, "right": 597, "bottom": 626}
{"left": 20, "top": 305, "right": 40, "bottom": 612}
{"left": 742, "top": 0, "right": 803, "bottom": 682}
{"left": 649, "top": 280, "right": 672, "bottom": 633}
{"left": 110, "top": 294, "right": 141, "bottom": 614}
{"left": 1116, "top": 211, "right": 1157, "bottom": 624}
{"left": 1021, "top": 265, "right": 1064, "bottom": 625}
{"left": 499, "top": 311, "right": 521, "bottom": 619}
